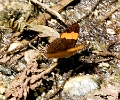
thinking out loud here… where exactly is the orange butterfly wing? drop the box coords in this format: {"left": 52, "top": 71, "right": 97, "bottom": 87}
{"left": 46, "top": 23, "right": 85, "bottom": 58}
{"left": 46, "top": 43, "right": 85, "bottom": 58}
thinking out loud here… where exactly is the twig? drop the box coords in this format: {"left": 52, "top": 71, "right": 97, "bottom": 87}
{"left": 29, "top": 0, "right": 74, "bottom": 24}
{"left": 7, "top": 52, "right": 24, "bottom": 65}
{"left": 44, "top": 70, "right": 73, "bottom": 100}
{"left": 92, "top": 50, "right": 120, "bottom": 59}
{"left": 101, "top": 2, "right": 120, "bottom": 21}
{"left": 77, "top": 0, "right": 102, "bottom": 23}
{"left": 0, "top": 32, "right": 21, "bottom": 58}
{"left": 30, "top": 62, "right": 58, "bottom": 84}
{"left": 6, "top": 36, "right": 38, "bottom": 56}
{"left": 0, "top": 35, "right": 39, "bottom": 66}
{"left": 30, "top": 0, "right": 64, "bottom": 22}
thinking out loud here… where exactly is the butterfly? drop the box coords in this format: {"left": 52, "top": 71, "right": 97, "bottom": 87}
{"left": 46, "top": 23, "right": 85, "bottom": 58}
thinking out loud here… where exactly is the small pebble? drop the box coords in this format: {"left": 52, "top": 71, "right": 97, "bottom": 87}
{"left": 63, "top": 75, "right": 101, "bottom": 99}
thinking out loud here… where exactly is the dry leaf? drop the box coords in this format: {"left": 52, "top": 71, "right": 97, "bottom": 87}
{"left": 26, "top": 24, "right": 60, "bottom": 43}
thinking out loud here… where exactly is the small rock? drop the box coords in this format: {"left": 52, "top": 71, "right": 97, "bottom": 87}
{"left": 63, "top": 75, "right": 101, "bottom": 100}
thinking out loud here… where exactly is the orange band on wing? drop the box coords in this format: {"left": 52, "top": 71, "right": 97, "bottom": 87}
{"left": 46, "top": 43, "right": 85, "bottom": 58}
{"left": 61, "top": 32, "right": 79, "bottom": 40}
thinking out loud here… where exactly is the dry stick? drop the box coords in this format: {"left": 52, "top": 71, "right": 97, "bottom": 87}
{"left": 30, "top": 62, "right": 58, "bottom": 84}
{"left": 0, "top": 36, "right": 39, "bottom": 65}
{"left": 29, "top": 0, "right": 74, "bottom": 24}
{"left": 94, "top": 58, "right": 112, "bottom": 63}
{"left": 31, "top": 0, "right": 64, "bottom": 22}
{"left": 45, "top": 70, "right": 73, "bottom": 100}
{"left": 7, "top": 52, "right": 24, "bottom": 65}
{"left": 77, "top": 0, "right": 102, "bottom": 23}
{"left": 30, "top": 63, "right": 58, "bottom": 89}
{"left": 92, "top": 50, "right": 120, "bottom": 59}
{"left": 6, "top": 35, "right": 38, "bottom": 55}
{"left": 101, "top": 3, "right": 120, "bottom": 21}
{"left": 0, "top": 32, "right": 21, "bottom": 58}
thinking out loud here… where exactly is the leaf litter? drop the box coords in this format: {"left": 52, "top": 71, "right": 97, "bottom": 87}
{"left": 0, "top": 0, "right": 120, "bottom": 100}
